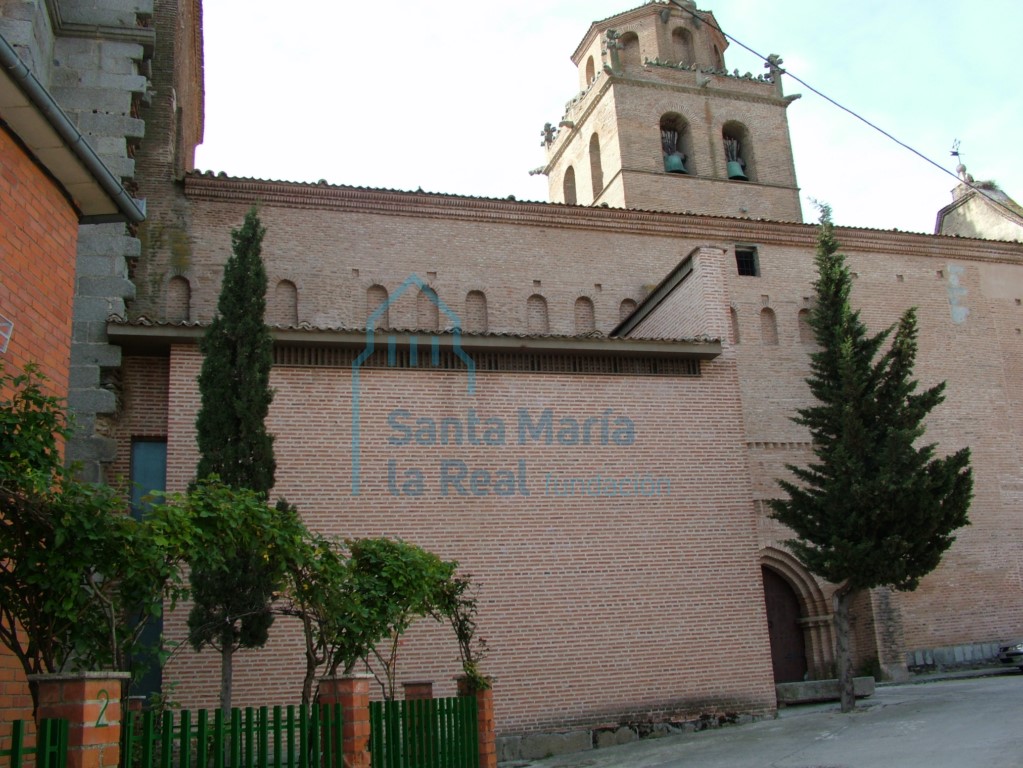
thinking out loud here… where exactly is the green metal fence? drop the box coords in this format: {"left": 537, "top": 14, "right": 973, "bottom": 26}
{"left": 122, "top": 704, "right": 342, "bottom": 768}
{"left": 0, "top": 720, "right": 68, "bottom": 768}
{"left": 369, "top": 697, "right": 477, "bottom": 768}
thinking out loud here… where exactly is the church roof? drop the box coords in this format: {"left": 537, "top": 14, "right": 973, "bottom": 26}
{"left": 106, "top": 315, "right": 722, "bottom": 360}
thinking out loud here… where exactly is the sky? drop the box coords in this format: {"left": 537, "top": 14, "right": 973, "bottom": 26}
{"left": 194, "top": 0, "right": 1023, "bottom": 235}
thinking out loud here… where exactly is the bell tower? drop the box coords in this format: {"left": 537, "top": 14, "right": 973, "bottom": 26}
{"left": 541, "top": 0, "right": 803, "bottom": 222}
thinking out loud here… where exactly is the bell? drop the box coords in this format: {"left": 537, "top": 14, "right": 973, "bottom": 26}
{"left": 727, "top": 160, "right": 748, "bottom": 181}
{"left": 664, "top": 153, "right": 688, "bottom": 174}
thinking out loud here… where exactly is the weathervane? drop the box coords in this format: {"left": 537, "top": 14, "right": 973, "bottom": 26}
{"left": 950, "top": 139, "right": 972, "bottom": 182}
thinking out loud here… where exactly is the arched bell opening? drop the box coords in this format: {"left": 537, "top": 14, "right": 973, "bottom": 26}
{"left": 760, "top": 547, "right": 835, "bottom": 682}
{"left": 660, "top": 112, "right": 694, "bottom": 175}
{"left": 527, "top": 294, "right": 549, "bottom": 334}
{"left": 722, "top": 121, "right": 756, "bottom": 181}
{"left": 574, "top": 296, "right": 595, "bottom": 334}
{"left": 465, "top": 290, "right": 488, "bottom": 333}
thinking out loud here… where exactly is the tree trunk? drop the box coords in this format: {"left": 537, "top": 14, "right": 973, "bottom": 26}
{"left": 833, "top": 583, "right": 856, "bottom": 713}
{"left": 221, "top": 641, "right": 234, "bottom": 767}
{"left": 301, "top": 614, "right": 316, "bottom": 706}
{"left": 221, "top": 640, "right": 234, "bottom": 717}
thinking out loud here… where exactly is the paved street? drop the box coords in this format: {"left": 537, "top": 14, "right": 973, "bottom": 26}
{"left": 516, "top": 671, "right": 1023, "bottom": 768}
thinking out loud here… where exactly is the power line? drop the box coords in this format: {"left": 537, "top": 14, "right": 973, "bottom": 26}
{"left": 665, "top": 0, "right": 1022, "bottom": 227}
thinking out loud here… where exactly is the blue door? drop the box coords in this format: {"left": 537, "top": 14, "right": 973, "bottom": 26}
{"left": 129, "top": 439, "right": 167, "bottom": 699}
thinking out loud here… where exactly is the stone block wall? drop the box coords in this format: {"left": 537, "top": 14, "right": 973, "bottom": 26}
{"left": 0, "top": 0, "right": 56, "bottom": 82}
{"left": 54, "top": 2, "right": 152, "bottom": 479}
{"left": 1, "top": 0, "right": 157, "bottom": 480}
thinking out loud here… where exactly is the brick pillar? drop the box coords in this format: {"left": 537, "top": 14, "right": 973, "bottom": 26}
{"left": 402, "top": 680, "right": 434, "bottom": 764}
{"left": 456, "top": 678, "right": 496, "bottom": 768}
{"left": 402, "top": 681, "right": 433, "bottom": 700}
{"left": 319, "top": 675, "right": 372, "bottom": 768}
{"left": 29, "top": 672, "right": 130, "bottom": 768}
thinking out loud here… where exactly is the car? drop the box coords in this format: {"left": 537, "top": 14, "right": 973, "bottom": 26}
{"left": 997, "top": 641, "right": 1023, "bottom": 670}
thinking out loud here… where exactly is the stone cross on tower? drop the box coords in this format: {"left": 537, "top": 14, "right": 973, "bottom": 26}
{"left": 603, "top": 29, "right": 623, "bottom": 75}
{"left": 765, "top": 53, "right": 785, "bottom": 95}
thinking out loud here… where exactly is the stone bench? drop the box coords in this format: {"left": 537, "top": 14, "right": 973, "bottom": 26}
{"left": 776, "top": 676, "right": 875, "bottom": 705}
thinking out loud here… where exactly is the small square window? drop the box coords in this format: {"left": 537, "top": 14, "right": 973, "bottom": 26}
{"left": 736, "top": 246, "right": 759, "bottom": 276}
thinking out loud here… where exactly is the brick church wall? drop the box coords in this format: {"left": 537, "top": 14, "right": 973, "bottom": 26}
{"left": 110, "top": 0, "right": 1023, "bottom": 730}
{"left": 729, "top": 230, "right": 1023, "bottom": 659}
{"left": 126, "top": 173, "right": 1023, "bottom": 691}
{"left": 154, "top": 341, "right": 777, "bottom": 732}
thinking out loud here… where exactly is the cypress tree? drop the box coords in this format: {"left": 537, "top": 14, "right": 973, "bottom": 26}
{"left": 195, "top": 207, "right": 276, "bottom": 493}
{"left": 769, "top": 206, "right": 972, "bottom": 712}
{"left": 191, "top": 208, "right": 279, "bottom": 715}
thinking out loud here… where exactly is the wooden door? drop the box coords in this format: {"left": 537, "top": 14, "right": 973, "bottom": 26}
{"left": 761, "top": 566, "right": 808, "bottom": 683}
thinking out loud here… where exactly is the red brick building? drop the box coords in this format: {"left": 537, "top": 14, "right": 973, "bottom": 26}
{"left": 52, "top": 0, "right": 1023, "bottom": 758}
{"left": 0, "top": 30, "right": 144, "bottom": 721}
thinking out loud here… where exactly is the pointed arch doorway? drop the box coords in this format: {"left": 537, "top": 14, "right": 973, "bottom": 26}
{"left": 762, "top": 565, "right": 807, "bottom": 683}
{"left": 759, "top": 547, "right": 836, "bottom": 684}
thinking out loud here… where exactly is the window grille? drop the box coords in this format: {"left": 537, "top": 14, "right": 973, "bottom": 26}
{"left": 274, "top": 345, "right": 700, "bottom": 377}
{"left": 735, "top": 246, "right": 759, "bottom": 276}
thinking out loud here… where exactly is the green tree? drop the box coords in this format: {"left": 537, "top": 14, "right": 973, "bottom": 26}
{"left": 279, "top": 532, "right": 339, "bottom": 705}
{"left": 190, "top": 208, "right": 280, "bottom": 715}
{"left": 346, "top": 538, "right": 456, "bottom": 699}
{"left": 769, "top": 207, "right": 973, "bottom": 712}
{"left": 176, "top": 482, "right": 302, "bottom": 714}
{"left": 277, "top": 529, "right": 360, "bottom": 704}
{"left": 0, "top": 365, "right": 193, "bottom": 716}
{"left": 279, "top": 533, "right": 480, "bottom": 704}
{"left": 195, "top": 207, "right": 276, "bottom": 492}
{"left": 436, "top": 574, "right": 490, "bottom": 690}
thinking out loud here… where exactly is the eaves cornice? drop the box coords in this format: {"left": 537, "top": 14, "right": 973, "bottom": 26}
{"left": 626, "top": 73, "right": 791, "bottom": 108}
{"left": 106, "top": 319, "right": 721, "bottom": 360}
{"left": 183, "top": 175, "right": 1023, "bottom": 264}
{"left": 836, "top": 226, "right": 1023, "bottom": 264}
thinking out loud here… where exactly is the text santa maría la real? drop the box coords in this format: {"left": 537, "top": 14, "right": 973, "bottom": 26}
{"left": 378, "top": 407, "right": 671, "bottom": 498}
